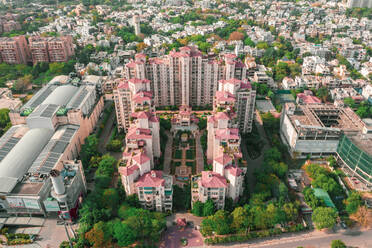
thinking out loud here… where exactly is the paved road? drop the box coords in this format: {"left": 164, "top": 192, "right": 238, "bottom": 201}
{"left": 163, "top": 130, "right": 173, "bottom": 174}
{"left": 209, "top": 228, "right": 372, "bottom": 248}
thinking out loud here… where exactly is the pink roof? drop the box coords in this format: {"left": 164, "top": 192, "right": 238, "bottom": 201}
{"left": 126, "top": 127, "right": 152, "bottom": 140}
{"left": 131, "top": 111, "right": 159, "bottom": 122}
{"left": 297, "top": 93, "right": 322, "bottom": 104}
{"left": 215, "top": 91, "right": 235, "bottom": 102}
{"left": 225, "top": 165, "right": 243, "bottom": 177}
{"left": 133, "top": 152, "right": 150, "bottom": 165}
{"left": 136, "top": 170, "right": 164, "bottom": 187}
{"left": 128, "top": 78, "right": 150, "bottom": 84}
{"left": 215, "top": 128, "right": 239, "bottom": 140}
{"left": 214, "top": 153, "right": 232, "bottom": 166}
{"left": 135, "top": 53, "right": 146, "bottom": 59}
{"left": 119, "top": 164, "right": 139, "bottom": 176}
{"left": 126, "top": 61, "right": 136, "bottom": 68}
{"left": 117, "top": 81, "right": 129, "bottom": 89}
{"left": 201, "top": 171, "right": 227, "bottom": 188}
{"left": 219, "top": 78, "right": 251, "bottom": 89}
{"left": 132, "top": 91, "right": 152, "bottom": 103}
{"left": 224, "top": 54, "right": 237, "bottom": 59}
{"left": 214, "top": 112, "right": 230, "bottom": 120}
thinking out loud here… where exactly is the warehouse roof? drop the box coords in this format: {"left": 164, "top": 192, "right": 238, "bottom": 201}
{"left": 42, "top": 85, "right": 78, "bottom": 106}
{"left": 0, "top": 128, "right": 53, "bottom": 193}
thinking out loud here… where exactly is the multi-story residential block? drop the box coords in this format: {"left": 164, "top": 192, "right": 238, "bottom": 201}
{"left": 0, "top": 35, "right": 74, "bottom": 64}
{"left": 0, "top": 36, "right": 29, "bottom": 64}
{"left": 192, "top": 171, "right": 227, "bottom": 209}
{"left": 218, "top": 78, "right": 256, "bottom": 133}
{"left": 29, "top": 36, "right": 49, "bottom": 64}
{"left": 117, "top": 67, "right": 168, "bottom": 212}
{"left": 123, "top": 47, "right": 258, "bottom": 108}
{"left": 193, "top": 75, "right": 249, "bottom": 209}
{"left": 113, "top": 78, "right": 153, "bottom": 131}
{"left": 47, "top": 36, "right": 75, "bottom": 62}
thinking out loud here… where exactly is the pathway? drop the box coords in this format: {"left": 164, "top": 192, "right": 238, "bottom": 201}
{"left": 163, "top": 130, "right": 173, "bottom": 174}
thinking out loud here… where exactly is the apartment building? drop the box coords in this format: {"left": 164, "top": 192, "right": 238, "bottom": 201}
{"left": 28, "top": 36, "right": 49, "bottom": 64}
{"left": 118, "top": 71, "right": 169, "bottom": 212}
{"left": 0, "top": 36, "right": 29, "bottom": 64}
{"left": 48, "top": 36, "right": 75, "bottom": 62}
{"left": 124, "top": 46, "right": 257, "bottom": 108}
{"left": 192, "top": 76, "right": 248, "bottom": 209}
{"left": 0, "top": 35, "right": 74, "bottom": 64}
{"left": 218, "top": 78, "right": 256, "bottom": 133}
{"left": 113, "top": 78, "right": 154, "bottom": 131}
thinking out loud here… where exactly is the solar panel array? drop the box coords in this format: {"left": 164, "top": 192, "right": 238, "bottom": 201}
{"left": 21, "top": 85, "right": 57, "bottom": 111}
{"left": 28, "top": 125, "right": 79, "bottom": 174}
{"left": 0, "top": 137, "right": 20, "bottom": 162}
{"left": 69, "top": 87, "right": 88, "bottom": 109}
{"left": 40, "top": 104, "right": 59, "bottom": 118}
{"left": 28, "top": 104, "right": 59, "bottom": 119}
{"left": 0, "top": 126, "right": 20, "bottom": 162}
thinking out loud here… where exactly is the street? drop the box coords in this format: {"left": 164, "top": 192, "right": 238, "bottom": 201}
{"left": 211, "top": 228, "right": 372, "bottom": 248}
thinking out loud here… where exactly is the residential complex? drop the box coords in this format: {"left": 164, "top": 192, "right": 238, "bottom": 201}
{"left": 0, "top": 75, "right": 104, "bottom": 219}
{"left": 0, "top": 35, "right": 74, "bottom": 64}
{"left": 123, "top": 47, "right": 259, "bottom": 110}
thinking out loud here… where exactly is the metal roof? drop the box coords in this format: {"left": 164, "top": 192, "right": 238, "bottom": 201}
{"left": 21, "top": 85, "right": 57, "bottom": 111}
{"left": 28, "top": 125, "right": 79, "bottom": 174}
{"left": 0, "top": 128, "right": 54, "bottom": 187}
{"left": 42, "top": 85, "right": 79, "bottom": 106}
{"left": 28, "top": 104, "right": 60, "bottom": 119}
{"left": 0, "top": 126, "right": 21, "bottom": 162}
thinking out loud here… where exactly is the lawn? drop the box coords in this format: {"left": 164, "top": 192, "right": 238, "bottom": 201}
{"left": 174, "top": 149, "right": 182, "bottom": 159}
{"left": 186, "top": 150, "right": 195, "bottom": 159}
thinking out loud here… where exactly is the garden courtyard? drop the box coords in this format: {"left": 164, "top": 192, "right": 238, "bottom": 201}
{"left": 170, "top": 131, "right": 197, "bottom": 184}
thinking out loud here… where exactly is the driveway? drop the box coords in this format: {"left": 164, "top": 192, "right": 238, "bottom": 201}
{"left": 160, "top": 226, "right": 203, "bottom": 248}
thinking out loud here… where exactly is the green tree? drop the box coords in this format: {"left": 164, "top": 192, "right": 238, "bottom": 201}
{"left": 0, "top": 108, "right": 11, "bottom": 137}
{"left": 113, "top": 221, "right": 136, "bottom": 247}
{"left": 283, "top": 202, "right": 299, "bottom": 222}
{"left": 230, "top": 206, "right": 248, "bottom": 231}
{"left": 203, "top": 199, "right": 215, "bottom": 216}
{"left": 315, "top": 87, "right": 329, "bottom": 102}
{"left": 345, "top": 191, "right": 363, "bottom": 215}
{"left": 312, "top": 207, "right": 338, "bottom": 230}
{"left": 331, "top": 240, "right": 346, "bottom": 248}
{"left": 244, "top": 37, "right": 255, "bottom": 47}
{"left": 80, "top": 134, "right": 99, "bottom": 167}
{"left": 101, "top": 188, "right": 119, "bottom": 210}
{"left": 212, "top": 210, "right": 232, "bottom": 235}
{"left": 192, "top": 200, "right": 204, "bottom": 216}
